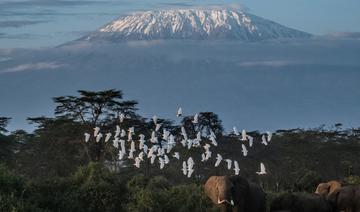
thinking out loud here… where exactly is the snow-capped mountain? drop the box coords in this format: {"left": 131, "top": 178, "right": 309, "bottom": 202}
{"left": 84, "top": 9, "right": 311, "bottom": 42}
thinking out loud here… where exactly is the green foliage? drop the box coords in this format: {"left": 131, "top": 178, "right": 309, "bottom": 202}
{"left": 0, "top": 116, "right": 11, "bottom": 133}
{"left": 344, "top": 175, "right": 360, "bottom": 185}
{"left": 294, "top": 169, "right": 322, "bottom": 192}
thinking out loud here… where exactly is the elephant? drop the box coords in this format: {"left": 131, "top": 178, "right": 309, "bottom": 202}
{"left": 270, "top": 192, "right": 332, "bottom": 212}
{"left": 204, "top": 175, "right": 266, "bottom": 212}
{"left": 315, "top": 181, "right": 342, "bottom": 198}
{"left": 327, "top": 185, "right": 360, "bottom": 212}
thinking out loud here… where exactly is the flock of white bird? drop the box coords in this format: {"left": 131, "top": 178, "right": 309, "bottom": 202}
{"left": 84, "top": 107, "right": 270, "bottom": 178}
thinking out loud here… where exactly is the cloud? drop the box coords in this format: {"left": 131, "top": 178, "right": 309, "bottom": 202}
{"left": 1, "top": 62, "right": 64, "bottom": 73}
{"left": 0, "top": 20, "right": 47, "bottom": 28}
{"left": 325, "top": 32, "right": 360, "bottom": 39}
{"left": 237, "top": 60, "right": 299, "bottom": 67}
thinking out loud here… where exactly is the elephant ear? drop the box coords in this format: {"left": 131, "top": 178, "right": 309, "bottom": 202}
{"left": 229, "top": 175, "right": 250, "bottom": 204}
{"left": 204, "top": 176, "right": 219, "bottom": 204}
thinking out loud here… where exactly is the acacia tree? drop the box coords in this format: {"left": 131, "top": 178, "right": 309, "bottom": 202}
{"left": 0, "top": 117, "right": 11, "bottom": 133}
{"left": 51, "top": 89, "right": 139, "bottom": 162}
{"left": 53, "top": 89, "right": 138, "bottom": 127}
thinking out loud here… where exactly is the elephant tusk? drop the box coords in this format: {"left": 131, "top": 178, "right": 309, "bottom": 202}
{"left": 217, "top": 198, "right": 232, "bottom": 205}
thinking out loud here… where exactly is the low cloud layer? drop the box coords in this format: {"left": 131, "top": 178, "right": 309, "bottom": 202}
{"left": 2, "top": 62, "right": 64, "bottom": 73}
{"left": 0, "top": 20, "right": 47, "bottom": 28}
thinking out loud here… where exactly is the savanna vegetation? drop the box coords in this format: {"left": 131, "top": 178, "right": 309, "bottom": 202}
{"left": 0, "top": 89, "right": 359, "bottom": 211}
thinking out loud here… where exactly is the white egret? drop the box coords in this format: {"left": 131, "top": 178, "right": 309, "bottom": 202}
{"left": 256, "top": 163, "right": 267, "bottom": 175}
{"left": 93, "top": 127, "right": 100, "bottom": 137}
{"left": 210, "top": 136, "right": 218, "bottom": 147}
{"left": 164, "top": 155, "right": 170, "bottom": 164}
{"left": 105, "top": 132, "right": 112, "bottom": 143}
{"left": 214, "top": 154, "right": 222, "bottom": 167}
{"left": 134, "top": 157, "right": 141, "bottom": 168}
{"left": 155, "top": 123, "right": 162, "bottom": 132}
{"left": 201, "top": 153, "right": 206, "bottom": 162}
{"left": 120, "top": 129, "right": 126, "bottom": 138}
{"left": 261, "top": 135, "right": 268, "bottom": 146}
{"left": 84, "top": 133, "right": 90, "bottom": 143}
{"left": 266, "top": 131, "right": 272, "bottom": 142}
{"left": 192, "top": 113, "right": 198, "bottom": 124}
{"left": 138, "top": 152, "right": 144, "bottom": 161}
{"left": 177, "top": 107, "right": 182, "bottom": 117}
{"left": 205, "top": 150, "right": 212, "bottom": 160}
{"left": 152, "top": 115, "right": 158, "bottom": 124}
{"left": 233, "top": 127, "right": 239, "bottom": 136}
{"left": 241, "top": 129, "right": 247, "bottom": 141}
{"left": 225, "top": 159, "right": 232, "bottom": 170}
{"left": 181, "top": 161, "right": 187, "bottom": 175}
{"left": 247, "top": 135, "right": 254, "bottom": 147}
{"left": 96, "top": 133, "right": 103, "bottom": 143}
{"left": 241, "top": 144, "right": 248, "bottom": 157}
{"left": 150, "top": 154, "right": 156, "bottom": 164}
{"left": 234, "top": 161, "right": 240, "bottom": 175}
{"left": 113, "top": 138, "right": 119, "bottom": 148}
{"left": 119, "top": 113, "right": 125, "bottom": 123}
{"left": 120, "top": 139, "right": 126, "bottom": 153}
{"left": 115, "top": 125, "right": 121, "bottom": 138}
{"left": 173, "top": 152, "right": 180, "bottom": 160}
{"left": 159, "top": 157, "right": 165, "bottom": 169}
{"left": 118, "top": 150, "right": 125, "bottom": 160}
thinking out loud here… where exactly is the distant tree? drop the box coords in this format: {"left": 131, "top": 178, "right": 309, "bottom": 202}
{"left": 0, "top": 117, "right": 11, "bottom": 133}
{"left": 181, "top": 112, "right": 223, "bottom": 137}
{"left": 53, "top": 89, "right": 138, "bottom": 127}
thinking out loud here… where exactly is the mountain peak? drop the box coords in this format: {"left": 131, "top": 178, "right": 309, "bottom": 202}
{"left": 84, "top": 9, "right": 311, "bottom": 42}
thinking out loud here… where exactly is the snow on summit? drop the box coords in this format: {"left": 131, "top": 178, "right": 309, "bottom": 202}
{"left": 84, "top": 9, "right": 311, "bottom": 42}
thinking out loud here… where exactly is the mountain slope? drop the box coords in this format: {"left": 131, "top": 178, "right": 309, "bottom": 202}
{"left": 83, "top": 9, "right": 311, "bottom": 42}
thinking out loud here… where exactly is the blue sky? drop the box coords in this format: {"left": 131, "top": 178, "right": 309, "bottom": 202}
{"left": 0, "top": 0, "right": 359, "bottom": 48}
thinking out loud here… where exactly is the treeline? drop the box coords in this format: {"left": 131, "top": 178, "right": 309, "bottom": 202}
{"left": 0, "top": 89, "right": 359, "bottom": 211}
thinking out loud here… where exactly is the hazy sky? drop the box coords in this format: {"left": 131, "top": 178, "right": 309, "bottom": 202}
{"left": 0, "top": 0, "right": 359, "bottom": 48}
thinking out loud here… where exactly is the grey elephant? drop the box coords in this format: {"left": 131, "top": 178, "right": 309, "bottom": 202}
{"left": 270, "top": 192, "right": 332, "bottom": 212}
{"left": 204, "top": 175, "right": 266, "bottom": 212}
{"left": 328, "top": 185, "right": 360, "bottom": 212}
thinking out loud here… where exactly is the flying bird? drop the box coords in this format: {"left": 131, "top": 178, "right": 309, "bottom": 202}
{"left": 241, "top": 129, "right": 247, "bottom": 141}
{"left": 84, "top": 133, "right": 90, "bottom": 143}
{"left": 261, "top": 135, "right": 268, "bottom": 146}
{"left": 159, "top": 157, "right": 165, "bottom": 169}
{"left": 93, "top": 127, "right": 100, "bottom": 137}
{"left": 233, "top": 160, "right": 240, "bottom": 175}
{"left": 247, "top": 135, "right": 254, "bottom": 147}
{"left": 177, "top": 107, "right": 182, "bottom": 117}
{"left": 266, "top": 131, "right": 272, "bottom": 142}
{"left": 134, "top": 157, "right": 141, "bottom": 168}
{"left": 225, "top": 159, "right": 232, "bottom": 170}
{"left": 233, "top": 126, "right": 239, "bottom": 136}
{"left": 241, "top": 144, "right": 248, "bottom": 157}
{"left": 115, "top": 125, "right": 121, "bottom": 138}
{"left": 214, "top": 154, "right": 222, "bottom": 167}
{"left": 173, "top": 152, "right": 180, "bottom": 160}
{"left": 256, "top": 163, "right": 267, "bottom": 175}
{"left": 155, "top": 123, "right": 162, "bottom": 132}
{"left": 152, "top": 115, "right": 158, "bottom": 124}
{"left": 181, "top": 161, "right": 187, "bottom": 175}
{"left": 105, "top": 132, "right": 112, "bottom": 143}
{"left": 119, "top": 113, "right": 125, "bottom": 123}
{"left": 96, "top": 133, "right": 103, "bottom": 143}
{"left": 118, "top": 150, "right": 125, "bottom": 160}
{"left": 192, "top": 113, "right": 199, "bottom": 124}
